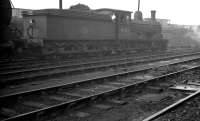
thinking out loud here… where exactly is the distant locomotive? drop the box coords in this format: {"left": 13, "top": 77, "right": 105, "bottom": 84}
{"left": 20, "top": 4, "right": 168, "bottom": 57}
{"left": 3, "top": 2, "right": 168, "bottom": 58}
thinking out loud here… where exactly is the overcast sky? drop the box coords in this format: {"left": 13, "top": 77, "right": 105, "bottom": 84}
{"left": 12, "top": 0, "right": 200, "bottom": 25}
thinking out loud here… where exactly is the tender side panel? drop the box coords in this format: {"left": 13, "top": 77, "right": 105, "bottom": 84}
{"left": 46, "top": 16, "right": 115, "bottom": 41}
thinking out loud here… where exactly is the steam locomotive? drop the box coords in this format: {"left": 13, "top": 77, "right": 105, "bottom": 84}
{"left": 1, "top": 2, "right": 168, "bottom": 58}
{"left": 0, "top": 0, "right": 12, "bottom": 44}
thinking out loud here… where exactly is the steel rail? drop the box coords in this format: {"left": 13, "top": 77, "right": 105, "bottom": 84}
{"left": 142, "top": 90, "right": 200, "bottom": 121}
{"left": 0, "top": 58, "right": 35, "bottom": 64}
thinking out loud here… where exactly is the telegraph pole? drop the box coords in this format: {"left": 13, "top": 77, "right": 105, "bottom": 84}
{"left": 59, "top": 0, "right": 62, "bottom": 9}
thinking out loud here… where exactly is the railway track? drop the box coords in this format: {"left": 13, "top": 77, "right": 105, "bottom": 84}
{"left": 0, "top": 51, "right": 174, "bottom": 73}
{"left": 0, "top": 50, "right": 158, "bottom": 67}
{"left": 1, "top": 51, "right": 200, "bottom": 94}
{"left": 1, "top": 50, "right": 200, "bottom": 87}
{"left": 0, "top": 48, "right": 198, "bottom": 71}
{"left": 0, "top": 48, "right": 191, "bottom": 65}
{"left": 1, "top": 53, "right": 200, "bottom": 121}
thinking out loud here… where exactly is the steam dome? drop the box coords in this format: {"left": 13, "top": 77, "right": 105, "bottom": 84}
{"left": 70, "top": 3, "right": 90, "bottom": 11}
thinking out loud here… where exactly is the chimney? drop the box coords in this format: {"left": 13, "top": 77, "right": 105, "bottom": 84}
{"left": 59, "top": 0, "right": 62, "bottom": 9}
{"left": 138, "top": 0, "right": 140, "bottom": 11}
{"left": 151, "top": 10, "right": 156, "bottom": 21}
